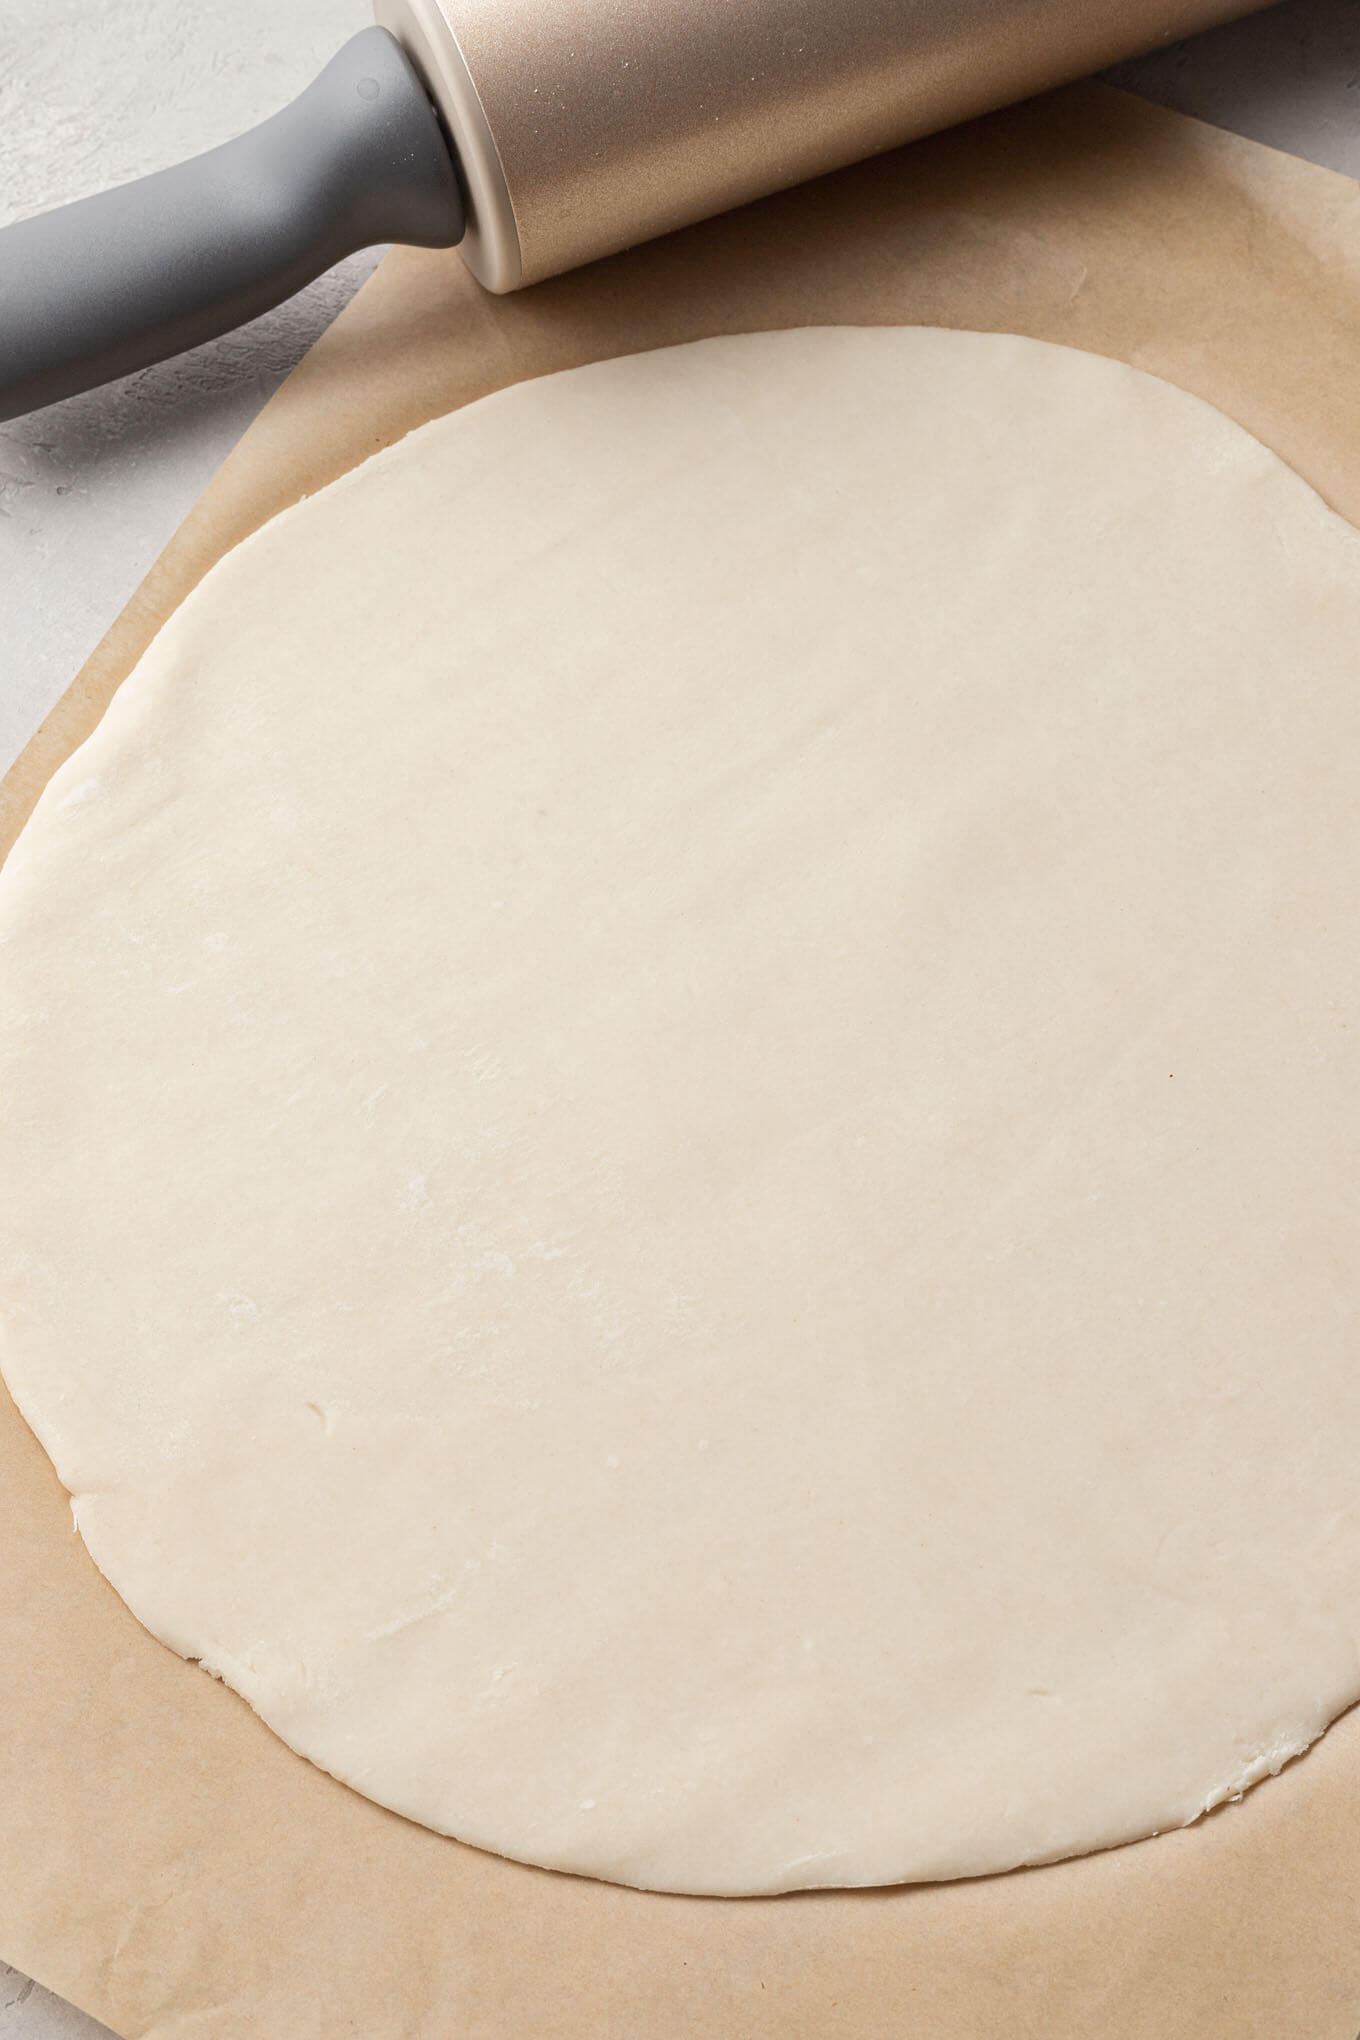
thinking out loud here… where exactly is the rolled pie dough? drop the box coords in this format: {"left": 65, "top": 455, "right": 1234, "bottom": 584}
{"left": 3, "top": 329, "right": 1360, "bottom": 1896}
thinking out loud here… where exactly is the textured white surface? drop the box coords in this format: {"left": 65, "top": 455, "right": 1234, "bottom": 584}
{"left": 1107, "top": 0, "right": 1360, "bottom": 177}
{"left": 0, "top": 1970, "right": 105, "bottom": 2040}
{"left": 0, "top": 0, "right": 371, "bottom": 776}
{"left": 0, "top": 0, "right": 1357, "bottom": 2028}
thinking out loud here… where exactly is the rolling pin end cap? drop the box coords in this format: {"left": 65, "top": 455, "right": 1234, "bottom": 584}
{"left": 374, "top": 0, "right": 524, "bottom": 293}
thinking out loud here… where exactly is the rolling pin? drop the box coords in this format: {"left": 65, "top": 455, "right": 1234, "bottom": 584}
{"left": 0, "top": 0, "right": 1266, "bottom": 422}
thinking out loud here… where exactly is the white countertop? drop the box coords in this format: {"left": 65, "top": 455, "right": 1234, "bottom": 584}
{"left": 2, "top": 0, "right": 1358, "bottom": 2032}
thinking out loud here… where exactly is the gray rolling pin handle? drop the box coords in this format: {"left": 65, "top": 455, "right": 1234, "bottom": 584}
{"left": 0, "top": 27, "right": 465, "bottom": 423}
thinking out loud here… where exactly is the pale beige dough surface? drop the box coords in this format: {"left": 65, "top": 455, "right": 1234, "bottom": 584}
{"left": 3, "top": 327, "right": 1360, "bottom": 1896}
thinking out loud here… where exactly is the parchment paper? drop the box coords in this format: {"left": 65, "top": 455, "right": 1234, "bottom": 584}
{"left": 5, "top": 80, "right": 1360, "bottom": 2040}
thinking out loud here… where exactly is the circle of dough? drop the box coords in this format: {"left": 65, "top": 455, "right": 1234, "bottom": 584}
{"left": 4, "top": 329, "right": 1360, "bottom": 1897}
